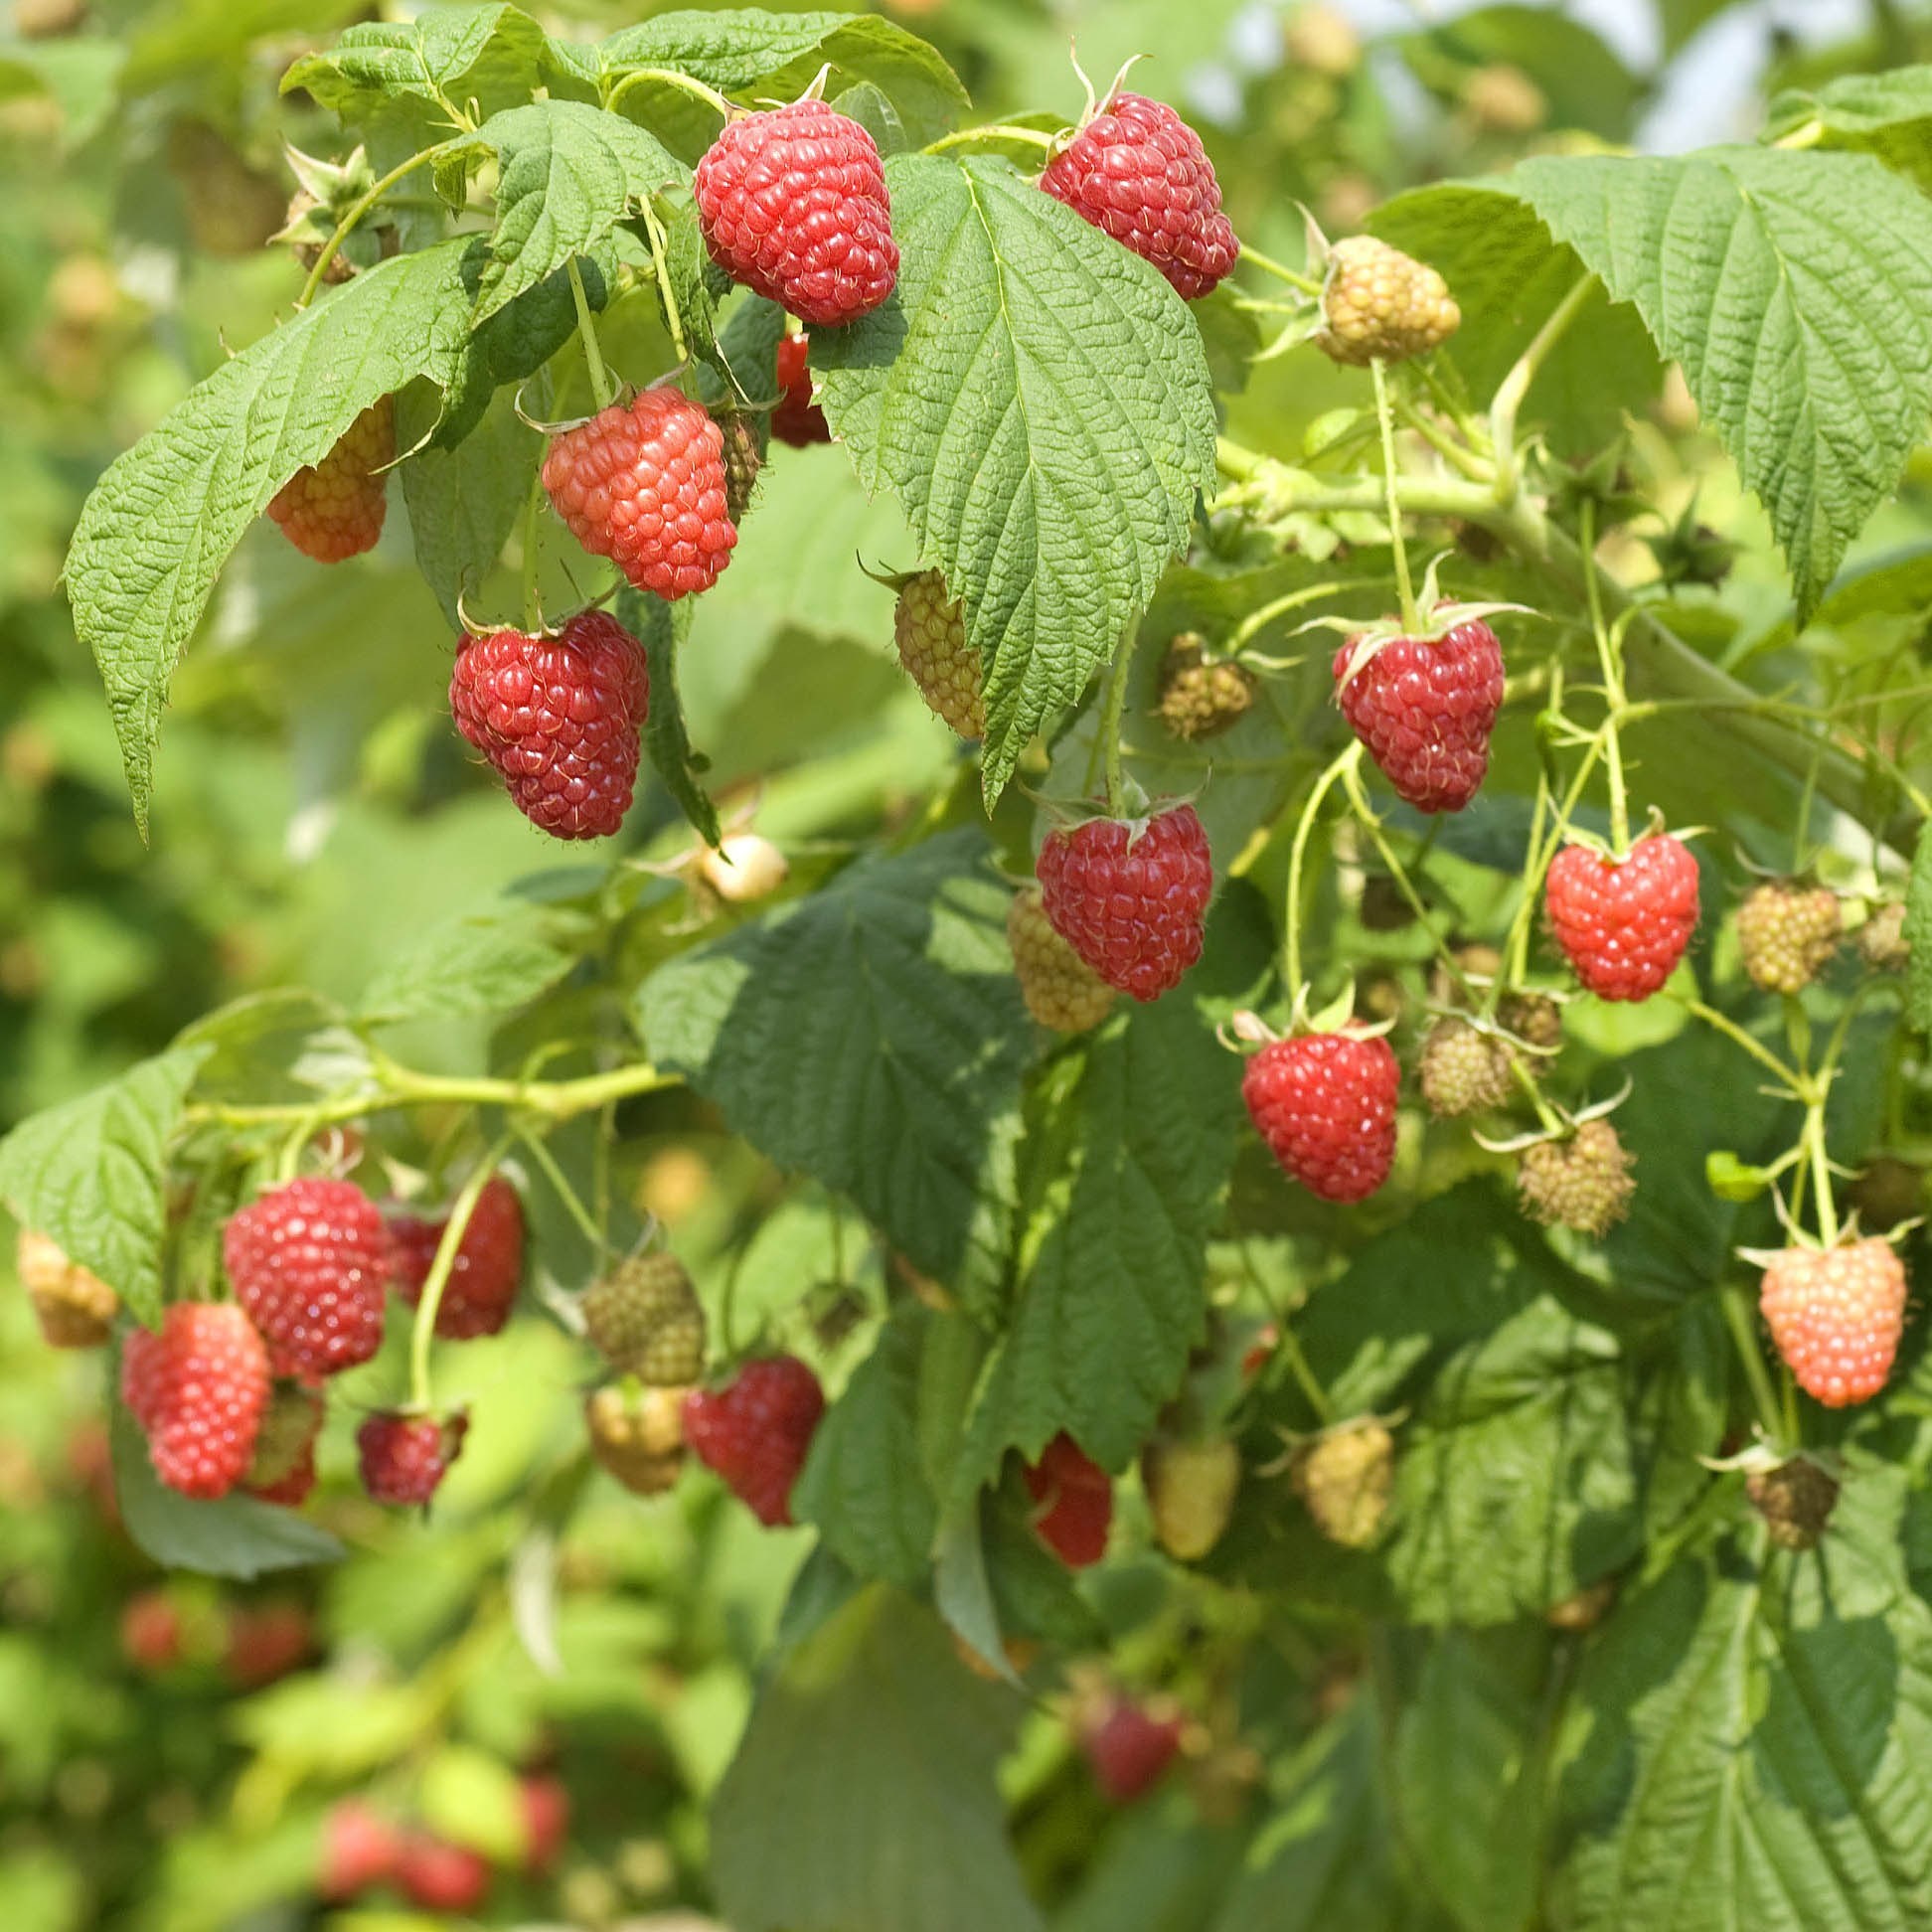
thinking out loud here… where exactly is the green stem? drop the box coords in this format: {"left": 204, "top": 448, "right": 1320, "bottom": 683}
{"left": 1238, "top": 241, "right": 1322, "bottom": 298}
{"left": 567, "top": 257, "right": 615, "bottom": 411}
{"left": 1670, "top": 998, "right": 1805, "bottom": 1093}
{"left": 604, "top": 66, "right": 735, "bottom": 121}
{"left": 1285, "top": 742, "right": 1362, "bottom": 998}
{"left": 1225, "top": 581, "right": 1351, "bottom": 655}
{"left": 184, "top": 1059, "right": 680, "bottom": 1134}
{"left": 520, "top": 469, "right": 546, "bottom": 632}
{"left": 1369, "top": 358, "right": 1420, "bottom": 631}
{"left": 1096, "top": 620, "right": 1141, "bottom": 815}
{"left": 297, "top": 146, "right": 450, "bottom": 307}
{"left": 923, "top": 122, "right": 1058, "bottom": 155}
{"left": 639, "top": 200, "right": 690, "bottom": 368}
{"left": 1579, "top": 501, "right": 1630, "bottom": 853}
{"left": 1489, "top": 275, "right": 1594, "bottom": 502}
{"left": 1720, "top": 1278, "right": 1788, "bottom": 1445}
{"left": 514, "top": 1127, "right": 606, "bottom": 1252}
{"left": 409, "top": 1144, "right": 510, "bottom": 1410}
{"left": 1342, "top": 756, "right": 1475, "bottom": 1002}
{"left": 1804, "top": 1105, "right": 1841, "bottom": 1245}
{"left": 1275, "top": 1324, "right": 1334, "bottom": 1426}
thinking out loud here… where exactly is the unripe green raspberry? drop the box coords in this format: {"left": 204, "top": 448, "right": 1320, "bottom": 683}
{"left": 1517, "top": 1120, "right": 1635, "bottom": 1238}
{"left": 1418, "top": 1017, "right": 1513, "bottom": 1117}
{"left": 1292, "top": 1418, "right": 1392, "bottom": 1549}
{"left": 1008, "top": 886, "right": 1116, "bottom": 1033}
{"left": 1143, "top": 1436, "right": 1241, "bottom": 1561}
{"left": 1155, "top": 633, "right": 1256, "bottom": 740}
{"left": 1858, "top": 900, "right": 1909, "bottom": 973}
{"left": 718, "top": 410, "right": 763, "bottom": 525}
{"left": 585, "top": 1383, "right": 688, "bottom": 1496}
{"left": 15, "top": 1227, "right": 117, "bottom": 1348}
{"left": 1735, "top": 881, "right": 1841, "bottom": 995}
{"left": 1316, "top": 237, "right": 1459, "bottom": 367}
{"left": 894, "top": 569, "right": 981, "bottom": 738}
{"left": 581, "top": 1253, "right": 706, "bottom": 1384}
{"left": 1500, "top": 991, "right": 1563, "bottom": 1051}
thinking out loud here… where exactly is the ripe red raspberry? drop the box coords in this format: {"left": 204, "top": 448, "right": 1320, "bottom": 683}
{"left": 694, "top": 100, "right": 897, "bottom": 326}
{"left": 682, "top": 1355, "right": 825, "bottom": 1527}
{"left": 1023, "top": 1432, "right": 1112, "bottom": 1567}
{"left": 1036, "top": 804, "right": 1212, "bottom": 1002}
{"left": 1735, "top": 880, "right": 1841, "bottom": 995}
{"left": 1292, "top": 1417, "right": 1394, "bottom": 1547}
{"left": 120, "top": 1302, "right": 269, "bottom": 1500}
{"left": 1334, "top": 618, "right": 1504, "bottom": 813}
{"left": 395, "top": 1834, "right": 492, "bottom": 1914}
{"left": 1008, "top": 886, "right": 1116, "bottom": 1034}
{"left": 450, "top": 612, "right": 649, "bottom": 841}
{"left": 223, "top": 1178, "right": 388, "bottom": 1379}
{"left": 520, "top": 1774, "right": 569, "bottom": 1873}
{"left": 356, "top": 1410, "right": 466, "bottom": 1506}
{"left": 1142, "top": 1436, "right": 1241, "bottom": 1562}
{"left": 320, "top": 1800, "right": 400, "bottom": 1901}
{"left": 542, "top": 390, "right": 737, "bottom": 599}
{"left": 15, "top": 1226, "right": 117, "bottom": 1347}
{"left": 1079, "top": 1695, "right": 1186, "bottom": 1804}
{"left": 893, "top": 568, "right": 981, "bottom": 738}
{"left": 1545, "top": 835, "right": 1700, "bottom": 1001}
{"left": 772, "top": 331, "right": 830, "bottom": 446}
{"left": 582, "top": 1252, "right": 706, "bottom": 1384}
{"left": 1758, "top": 1237, "right": 1907, "bottom": 1408}
{"left": 1241, "top": 1030, "right": 1400, "bottom": 1203}
{"left": 224, "top": 1601, "right": 312, "bottom": 1688}
{"left": 266, "top": 398, "right": 393, "bottom": 562}
{"left": 389, "top": 1175, "right": 526, "bottom": 1339}
{"left": 120, "top": 1588, "right": 185, "bottom": 1672}
{"left": 1418, "top": 1016, "right": 1513, "bottom": 1117}
{"left": 1040, "top": 91, "right": 1236, "bottom": 300}
{"left": 1516, "top": 1120, "right": 1635, "bottom": 1237}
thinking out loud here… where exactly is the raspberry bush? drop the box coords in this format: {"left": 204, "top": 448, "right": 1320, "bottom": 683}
{"left": 12, "top": 4, "right": 1932, "bottom": 1927}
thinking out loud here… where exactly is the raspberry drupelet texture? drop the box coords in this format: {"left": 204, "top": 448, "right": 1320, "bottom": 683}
{"left": 1747, "top": 1457, "right": 1840, "bottom": 1551}
{"left": 1418, "top": 1016, "right": 1514, "bottom": 1117}
{"left": 223, "top": 1178, "right": 389, "bottom": 1379}
{"left": 388, "top": 1175, "right": 526, "bottom": 1339}
{"left": 1024, "top": 1432, "right": 1114, "bottom": 1567}
{"left": 1008, "top": 886, "right": 1116, "bottom": 1033}
{"left": 1040, "top": 92, "right": 1236, "bottom": 299}
{"left": 1516, "top": 1120, "right": 1635, "bottom": 1237}
{"left": 357, "top": 1411, "right": 468, "bottom": 1506}
{"left": 1293, "top": 1418, "right": 1394, "bottom": 1547}
{"left": 1735, "top": 881, "right": 1841, "bottom": 995}
{"left": 1545, "top": 835, "right": 1700, "bottom": 1002}
{"left": 585, "top": 1383, "right": 687, "bottom": 1496}
{"left": 266, "top": 398, "right": 394, "bottom": 562}
{"left": 1036, "top": 804, "right": 1212, "bottom": 1003}
{"left": 120, "top": 1302, "right": 269, "bottom": 1500}
{"left": 582, "top": 1252, "right": 706, "bottom": 1385}
{"left": 1242, "top": 1030, "right": 1400, "bottom": 1203}
{"left": 1155, "top": 633, "right": 1256, "bottom": 740}
{"left": 542, "top": 390, "right": 737, "bottom": 599}
{"left": 893, "top": 569, "right": 981, "bottom": 738}
{"left": 695, "top": 100, "right": 897, "bottom": 326}
{"left": 1335, "top": 618, "right": 1505, "bottom": 813}
{"left": 1315, "top": 237, "right": 1460, "bottom": 366}
{"left": 682, "top": 1355, "right": 824, "bottom": 1527}
{"left": 771, "top": 331, "right": 831, "bottom": 446}
{"left": 1759, "top": 1238, "right": 1907, "bottom": 1408}
{"left": 449, "top": 611, "right": 649, "bottom": 841}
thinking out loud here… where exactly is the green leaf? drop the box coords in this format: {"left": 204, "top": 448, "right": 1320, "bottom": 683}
{"left": 282, "top": 5, "right": 557, "bottom": 129}
{"left": 1764, "top": 67, "right": 1932, "bottom": 191}
{"left": 1370, "top": 184, "right": 1663, "bottom": 457}
{"left": 637, "top": 831, "right": 1028, "bottom": 1304}
{"left": 109, "top": 1399, "right": 344, "bottom": 1578}
{"left": 359, "top": 879, "right": 598, "bottom": 1023}
{"left": 1551, "top": 1467, "right": 1932, "bottom": 1930}
{"left": 1511, "top": 146, "right": 1932, "bottom": 619}
{"left": 417, "top": 1743, "right": 528, "bottom": 1861}
{"left": 1402, "top": 6, "right": 1643, "bottom": 142}
{"left": 434, "top": 255, "right": 596, "bottom": 450}
{"left": 794, "top": 1307, "right": 937, "bottom": 1590}
{"left": 711, "top": 1585, "right": 1041, "bottom": 1932}
{"left": 617, "top": 587, "right": 720, "bottom": 847}
{"left": 464, "top": 99, "right": 685, "bottom": 322}
{"left": 0, "top": 1046, "right": 205, "bottom": 1327}
{"left": 599, "top": 9, "right": 968, "bottom": 149}
{"left": 1906, "top": 818, "right": 1932, "bottom": 1032}
{"left": 958, "top": 993, "right": 1242, "bottom": 1490}
{"left": 64, "top": 240, "right": 484, "bottom": 832}
{"left": 398, "top": 384, "right": 538, "bottom": 626}
{"left": 813, "top": 154, "right": 1218, "bottom": 802}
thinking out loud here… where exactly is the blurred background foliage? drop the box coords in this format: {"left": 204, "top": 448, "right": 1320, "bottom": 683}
{"left": 6, "top": 2, "right": 1932, "bottom": 1928}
